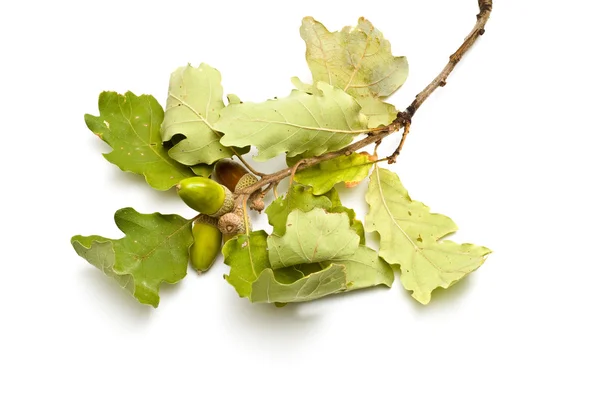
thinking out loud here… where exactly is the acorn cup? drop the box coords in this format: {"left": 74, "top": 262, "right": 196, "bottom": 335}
{"left": 176, "top": 177, "right": 234, "bottom": 217}
{"left": 190, "top": 215, "right": 222, "bottom": 272}
{"left": 219, "top": 207, "right": 249, "bottom": 243}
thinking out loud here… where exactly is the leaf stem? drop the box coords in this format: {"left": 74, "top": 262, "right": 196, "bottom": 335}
{"left": 230, "top": 148, "right": 266, "bottom": 177}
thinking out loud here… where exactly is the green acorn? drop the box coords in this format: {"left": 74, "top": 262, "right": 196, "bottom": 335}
{"left": 190, "top": 215, "right": 222, "bottom": 272}
{"left": 176, "top": 177, "right": 234, "bottom": 217}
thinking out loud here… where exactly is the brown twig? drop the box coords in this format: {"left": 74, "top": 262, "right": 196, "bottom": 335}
{"left": 387, "top": 121, "right": 411, "bottom": 164}
{"left": 235, "top": 0, "right": 492, "bottom": 198}
{"left": 405, "top": 0, "right": 493, "bottom": 118}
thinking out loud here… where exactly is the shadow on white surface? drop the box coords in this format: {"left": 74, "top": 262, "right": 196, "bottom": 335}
{"left": 222, "top": 289, "right": 323, "bottom": 338}
{"left": 78, "top": 267, "right": 153, "bottom": 322}
{"left": 107, "top": 167, "right": 182, "bottom": 203}
{"left": 406, "top": 277, "right": 475, "bottom": 311}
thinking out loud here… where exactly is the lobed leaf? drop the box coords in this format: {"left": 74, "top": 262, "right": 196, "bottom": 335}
{"left": 267, "top": 208, "right": 360, "bottom": 269}
{"left": 330, "top": 205, "right": 366, "bottom": 245}
{"left": 216, "top": 82, "right": 368, "bottom": 161}
{"left": 366, "top": 167, "right": 491, "bottom": 304}
{"left": 300, "top": 17, "right": 408, "bottom": 98}
{"left": 71, "top": 208, "right": 194, "bottom": 307}
{"left": 300, "top": 17, "right": 408, "bottom": 127}
{"left": 266, "top": 185, "right": 333, "bottom": 236}
{"left": 84, "top": 91, "right": 194, "bottom": 191}
{"left": 161, "top": 64, "right": 238, "bottom": 165}
{"left": 223, "top": 231, "right": 349, "bottom": 303}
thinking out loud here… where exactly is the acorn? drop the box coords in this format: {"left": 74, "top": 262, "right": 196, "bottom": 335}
{"left": 176, "top": 177, "right": 234, "bottom": 217}
{"left": 218, "top": 211, "right": 246, "bottom": 236}
{"left": 214, "top": 159, "right": 259, "bottom": 193}
{"left": 190, "top": 215, "right": 222, "bottom": 272}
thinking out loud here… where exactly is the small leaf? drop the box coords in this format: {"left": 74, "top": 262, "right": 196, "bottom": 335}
{"left": 161, "top": 64, "right": 237, "bottom": 165}
{"left": 217, "top": 82, "right": 368, "bottom": 161}
{"left": 366, "top": 167, "right": 491, "bottom": 304}
{"left": 325, "top": 245, "right": 393, "bottom": 291}
{"left": 84, "top": 91, "right": 194, "bottom": 191}
{"left": 190, "top": 163, "right": 214, "bottom": 177}
{"left": 71, "top": 208, "right": 194, "bottom": 307}
{"left": 266, "top": 185, "right": 333, "bottom": 236}
{"left": 294, "top": 152, "right": 376, "bottom": 194}
{"left": 267, "top": 208, "right": 360, "bottom": 269}
{"left": 250, "top": 264, "right": 347, "bottom": 303}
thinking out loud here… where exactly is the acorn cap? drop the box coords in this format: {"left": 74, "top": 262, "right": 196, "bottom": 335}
{"left": 234, "top": 173, "right": 259, "bottom": 193}
{"left": 195, "top": 214, "right": 219, "bottom": 227}
{"left": 249, "top": 193, "right": 265, "bottom": 212}
{"left": 208, "top": 187, "right": 234, "bottom": 218}
{"left": 217, "top": 211, "right": 247, "bottom": 235}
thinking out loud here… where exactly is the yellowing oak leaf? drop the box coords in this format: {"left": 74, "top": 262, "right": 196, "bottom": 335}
{"left": 216, "top": 82, "right": 368, "bottom": 161}
{"left": 84, "top": 91, "right": 194, "bottom": 191}
{"left": 366, "top": 167, "right": 491, "bottom": 304}
{"left": 323, "top": 245, "right": 393, "bottom": 291}
{"left": 161, "top": 64, "right": 240, "bottom": 166}
{"left": 300, "top": 17, "right": 408, "bottom": 127}
{"left": 294, "top": 152, "right": 376, "bottom": 194}
{"left": 71, "top": 208, "right": 194, "bottom": 308}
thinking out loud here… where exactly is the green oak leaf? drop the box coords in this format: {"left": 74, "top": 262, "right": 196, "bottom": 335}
{"left": 161, "top": 64, "right": 237, "bottom": 165}
{"left": 324, "top": 245, "right": 393, "bottom": 291}
{"left": 294, "top": 152, "right": 377, "bottom": 194}
{"left": 267, "top": 208, "right": 360, "bottom": 269}
{"left": 365, "top": 167, "right": 491, "bottom": 304}
{"left": 223, "top": 231, "right": 348, "bottom": 303}
{"left": 330, "top": 206, "right": 366, "bottom": 245}
{"left": 190, "top": 163, "right": 214, "bottom": 177}
{"left": 266, "top": 185, "right": 365, "bottom": 243}
{"left": 84, "top": 91, "right": 194, "bottom": 191}
{"left": 251, "top": 264, "right": 347, "bottom": 304}
{"left": 71, "top": 208, "right": 193, "bottom": 307}
{"left": 300, "top": 17, "right": 407, "bottom": 127}
{"left": 291, "top": 77, "right": 397, "bottom": 128}
{"left": 266, "top": 185, "right": 333, "bottom": 236}
{"left": 222, "top": 231, "right": 271, "bottom": 299}
{"left": 216, "top": 81, "right": 369, "bottom": 161}
{"left": 322, "top": 187, "right": 343, "bottom": 207}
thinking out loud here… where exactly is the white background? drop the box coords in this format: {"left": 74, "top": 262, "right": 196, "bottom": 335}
{"left": 1, "top": 0, "right": 599, "bottom": 397}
